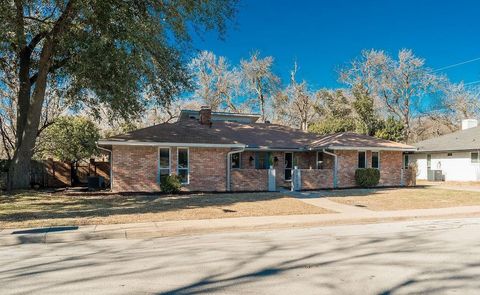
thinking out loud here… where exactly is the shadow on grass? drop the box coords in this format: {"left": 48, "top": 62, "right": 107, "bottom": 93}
{"left": 0, "top": 191, "right": 287, "bottom": 224}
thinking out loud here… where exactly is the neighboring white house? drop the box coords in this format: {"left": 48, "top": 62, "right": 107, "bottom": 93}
{"left": 410, "top": 119, "right": 480, "bottom": 182}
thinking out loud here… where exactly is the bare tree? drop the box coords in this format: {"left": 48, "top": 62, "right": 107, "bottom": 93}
{"left": 273, "top": 63, "right": 318, "bottom": 130}
{"left": 188, "top": 51, "right": 242, "bottom": 112}
{"left": 341, "top": 49, "right": 444, "bottom": 142}
{"left": 426, "top": 82, "right": 480, "bottom": 132}
{"left": 241, "top": 51, "right": 280, "bottom": 122}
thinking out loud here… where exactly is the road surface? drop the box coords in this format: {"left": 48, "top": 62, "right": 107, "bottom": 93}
{"left": 2, "top": 218, "right": 480, "bottom": 294}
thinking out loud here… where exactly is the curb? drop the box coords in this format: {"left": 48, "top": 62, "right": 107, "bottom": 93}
{"left": 2, "top": 212, "right": 480, "bottom": 246}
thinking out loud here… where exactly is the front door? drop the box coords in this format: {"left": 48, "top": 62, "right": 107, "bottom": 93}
{"left": 285, "top": 152, "right": 293, "bottom": 181}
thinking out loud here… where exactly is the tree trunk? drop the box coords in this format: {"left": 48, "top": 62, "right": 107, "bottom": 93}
{"left": 8, "top": 42, "right": 53, "bottom": 190}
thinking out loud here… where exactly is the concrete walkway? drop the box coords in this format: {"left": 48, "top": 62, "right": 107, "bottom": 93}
{"left": 287, "top": 191, "right": 371, "bottom": 214}
{"left": 2, "top": 201, "right": 480, "bottom": 246}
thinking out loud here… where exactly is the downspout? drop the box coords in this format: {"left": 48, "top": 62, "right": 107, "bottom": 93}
{"left": 323, "top": 149, "right": 338, "bottom": 189}
{"left": 226, "top": 147, "right": 245, "bottom": 191}
{"left": 97, "top": 145, "right": 113, "bottom": 191}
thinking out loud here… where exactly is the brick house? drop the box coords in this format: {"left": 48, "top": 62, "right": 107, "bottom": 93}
{"left": 98, "top": 107, "right": 416, "bottom": 192}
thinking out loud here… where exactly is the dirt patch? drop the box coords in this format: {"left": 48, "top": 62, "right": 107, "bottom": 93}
{"left": 0, "top": 191, "right": 331, "bottom": 228}
{"left": 327, "top": 187, "right": 480, "bottom": 211}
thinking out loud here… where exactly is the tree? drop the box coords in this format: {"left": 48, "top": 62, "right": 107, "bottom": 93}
{"left": 38, "top": 116, "right": 99, "bottom": 163}
{"left": 374, "top": 116, "right": 405, "bottom": 142}
{"left": 188, "top": 51, "right": 242, "bottom": 112}
{"left": 351, "top": 84, "right": 380, "bottom": 136}
{"left": 241, "top": 51, "right": 280, "bottom": 122}
{"left": 341, "top": 49, "right": 444, "bottom": 143}
{"left": 273, "top": 63, "right": 319, "bottom": 130}
{"left": 1, "top": 0, "right": 237, "bottom": 189}
{"left": 309, "top": 89, "right": 357, "bottom": 134}
{"left": 429, "top": 82, "right": 480, "bottom": 132}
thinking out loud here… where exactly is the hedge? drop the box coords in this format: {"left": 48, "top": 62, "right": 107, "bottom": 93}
{"left": 355, "top": 168, "right": 380, "bottom": 187}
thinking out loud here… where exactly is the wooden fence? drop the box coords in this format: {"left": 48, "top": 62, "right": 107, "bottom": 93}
{"left": 0, "top": 159, "right": 110, "bottom": 189}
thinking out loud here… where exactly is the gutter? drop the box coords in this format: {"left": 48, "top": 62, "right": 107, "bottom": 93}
{"left": 322, "top": 149, "right": 338, "bottom": 189}
{"left": 97, "top": 145, "right": 113, "bottom": 191}
{"left": 226, "top": 146, "right": 246, "bottom": 191}
{"left": 97, "top": 140, "right": 245, "bottom": 148}
{"left": 327, "top": 146, "right": 417, "bottom": 152}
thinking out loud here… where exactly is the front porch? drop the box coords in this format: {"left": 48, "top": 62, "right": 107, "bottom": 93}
{"left": 230, "top": 150, "right": 336, "bottom": 191}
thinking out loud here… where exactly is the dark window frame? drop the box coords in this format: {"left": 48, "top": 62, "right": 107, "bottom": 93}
{"left": 358, "top": 151, "right": 366, "bottom": 169}
{"left": 158, "top": 148, "right": 171, "bottom": 182}
{"left": 177, "top": 148, "right": 189, "bottom": 184}
{"left": 371, "top": 151, "right": 380, "bottom": 169}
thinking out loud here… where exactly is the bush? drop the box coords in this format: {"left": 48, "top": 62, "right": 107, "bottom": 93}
{"left": 355, "top": 168, "right": 380, "bottom": 187}
{"left": 160, "top": 175, "right": 182, "bottom": 193}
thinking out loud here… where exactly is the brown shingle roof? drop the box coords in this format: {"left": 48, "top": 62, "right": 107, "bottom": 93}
{"left": 310, "top": 132, "right": 415, "bottom": 150}
{"left": 99, "top": 120, "right": 415, "bottom": 151}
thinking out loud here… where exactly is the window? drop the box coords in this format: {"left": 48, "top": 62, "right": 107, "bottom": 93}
{"left": 317, "top": 152, "right": 324, "bottom": 169}
{"left": 471, "top": 152, "right": 479, "bottom": 164}
{"left": 371, "top": 152, "right": 379, "bottom": 169}
{"left": 447, "top": 153, "right": 453, "bottom": 157}
{"left": 404, "top": 154, "right": 409, "bottom": 169}
{"left": 358, "top": 151, "right": 366, "bottom": 168}
{"left": 177, "top": 148, "right": 189, "bottom": 184}
{"left": 255, "top": 152, "right": 270, "bottom": 169}
{"left": 159, "top": 148, "right": 170, "bottom": 182}
{"left": 427, "top": 154, "right": 432, "bottom": 169}
{"left": 231, "top": 153, "right": 241, "bottom": 169}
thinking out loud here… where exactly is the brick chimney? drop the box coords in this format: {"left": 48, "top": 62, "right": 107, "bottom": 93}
{"left": 199, "top": 106, "right": 212, "bottom": 126}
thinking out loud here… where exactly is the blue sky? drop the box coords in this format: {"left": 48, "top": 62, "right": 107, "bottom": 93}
{"left": 192, "top": 0, "right": 480, "bottom": 89}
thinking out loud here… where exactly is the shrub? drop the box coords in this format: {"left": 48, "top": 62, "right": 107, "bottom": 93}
{"left": 160, "top": 175, "right": 182, "bottom": 194}
{"left": 355, "top": 168, "right": 380, "bottom": 187}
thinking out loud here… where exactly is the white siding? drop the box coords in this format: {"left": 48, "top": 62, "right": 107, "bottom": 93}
{"left": 411, "top": 152, "right": 480, "bottom": 181}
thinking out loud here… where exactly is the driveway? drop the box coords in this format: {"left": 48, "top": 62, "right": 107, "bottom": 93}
{"left": 2, "top": 218, "right": 480, "bottom": 294}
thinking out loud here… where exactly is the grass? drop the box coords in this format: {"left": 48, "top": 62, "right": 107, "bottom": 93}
{"left": 0, "top": 191, "right": 330, "bottom": 229}
{"left": 327, "top": 187, "right": 480, "bottom": 211}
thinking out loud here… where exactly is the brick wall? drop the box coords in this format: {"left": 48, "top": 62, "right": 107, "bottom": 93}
{"left": 378, "top": 151, "right": 403, "bottom": 186}
{"left": 112, "top": 146, "right": 159, "bottom": 192}
{"left": 231, "top": 169, "right": 268, "bottom": 191}
{"left": 112, "top": 146, "right": 229, "bottom": 192}
{"left": 295, "top": 152, "right": 316, "bottom": 169}
{"left": 187, "top": 147, "right": 228, "bottom": 191}
{"left": 336, "top": 150, "right": 357, "bottom": 188}
{"left": 336, "top": 150, "right": 404, "bottom": 188}
{"left": 300, "top": 169, "right": 334, "bottom": 189}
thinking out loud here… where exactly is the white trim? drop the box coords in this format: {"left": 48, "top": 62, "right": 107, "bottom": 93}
{"left": 98, "top": 140, "right": 245, "bottom": 148}
{"left": 329, "top": 146, "right": 417, "bottom": 152}
{"left": 177, "top": 147, "right": 190, "bottom": 184}
{"left": 158, "top": 147, "right": 171, "bottom": 183}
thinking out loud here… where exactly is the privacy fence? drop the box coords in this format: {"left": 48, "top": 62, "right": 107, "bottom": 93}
{"left": 0, "top": 159, "right": 110, "bottom": 190}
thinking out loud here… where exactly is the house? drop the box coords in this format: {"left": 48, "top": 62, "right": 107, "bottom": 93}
{"left": 97, "top": 107, "right": 416, "bottom": 192}
{"left": 410, "top": 119, "right": 480, "bottom": 182}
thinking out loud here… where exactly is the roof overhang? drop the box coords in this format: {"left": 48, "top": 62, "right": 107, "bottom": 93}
{"left": 324, "top": 146, "right": 417, "bottom": 152}
{"left": 414, "top": 148, "right": 480, "bottom": 153}
{"left": 98, "top": 140, "right": 245, "bottom": 148}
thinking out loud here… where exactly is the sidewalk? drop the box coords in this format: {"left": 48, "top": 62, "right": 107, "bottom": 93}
{"left": 2, "top": 204, "right": 480, "bottom": 246}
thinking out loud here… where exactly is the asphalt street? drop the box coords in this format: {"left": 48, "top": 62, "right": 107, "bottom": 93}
{"left": 2, "top": 218, "right": 480, "bottom": 294}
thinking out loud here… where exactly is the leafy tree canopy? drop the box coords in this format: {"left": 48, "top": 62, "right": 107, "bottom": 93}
{"left": 39, "top": 116, "right": 99, "bottom": 162}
